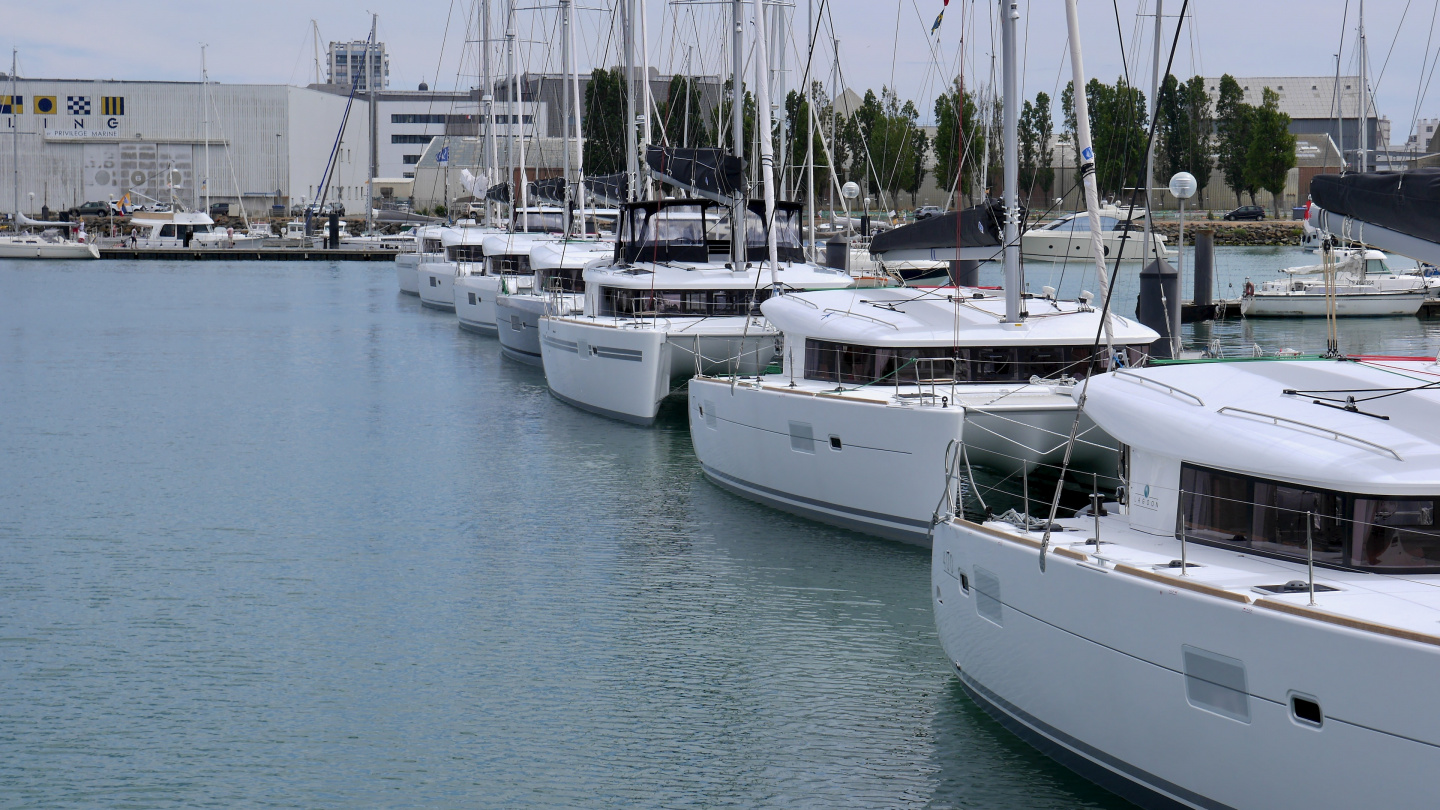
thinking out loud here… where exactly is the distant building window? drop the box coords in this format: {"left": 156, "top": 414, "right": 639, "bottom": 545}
{"left": 391, "top": 114, "right": 447, "bottom": 124}
{"left": 391, "top": 134, "right": 436, "bottom": 144}
{"left": 403, "top": 172, "right": 415, "bottom": 178}
{"left": 402, "top": 154, "right": 421, "bottom": 165}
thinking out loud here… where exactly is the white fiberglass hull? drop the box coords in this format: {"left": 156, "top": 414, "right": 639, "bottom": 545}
{"left": 688, "top": 376, "right": 964, "bottom": 545}
{"left": 495, "top": 293, "right": 582, "bottom": 366}
{"left": 1021, "top": 230, "right": 1172, "bottom": 262}
{"left": 932, "top": 516, "right": 1440, "bottom": 810}
{"left": 395, "top": 252, "right": 421, "bottom": 295}
{"left": 540, "top": 316, "right": 776, "bottom": 425}
{"left": 456, "top": 274, "right": 532, "bottom": 336}
{"left": 687, "top": 376, "right": 1115, "bottom": 545}
{"left": 0, "top": 238, "right": 100, "bottom": 259}
{"left": 1241, "top": 291, "right": 1424, "bottom": 317}
{"left": 417, "top": 261, "right": 456, "bottom": 312}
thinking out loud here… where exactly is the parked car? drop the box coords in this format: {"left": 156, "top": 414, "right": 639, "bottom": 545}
{"left": 914, "top": 205, "right": 942, "bottom": 221}
{"left": 68, "top": 201, "right": 111, "bottom": 218}
{"left": 209, "top": 202, "right": 231, "bottom": 217}
{"left": 292, "top": 202, "right": 345, "bottom": 219}
{"left": 1223, "top": 205, "right": 1265, "bottom": 221}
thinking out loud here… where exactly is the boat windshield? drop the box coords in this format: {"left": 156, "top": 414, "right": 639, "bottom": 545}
{"left": 622, "top": 203, "right": 717, "bottom": 263}
{"left": 803, "top": 339, "right": 1121, "bottom": 384}
{"left": 1044, "top": 215, "right": 1121, "bottom": 232}
{"left": 513, "top": 211, "right": 566, "bottom": 232}
{"left": 537, "top": 265, "right": 584, "bottom": 294}
{"left": 599, "top": 286, "right": 771, "bottom": 317}
{"left": 1180, "top": 464, "right": 1440, "bottom": 572}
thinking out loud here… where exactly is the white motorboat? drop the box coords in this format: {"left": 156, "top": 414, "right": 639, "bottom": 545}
{"left": 1242, "top": 249, "right": 1428, "bottom": 317}
{"left": 688, "top": 286, "right": 1158, "bottom": 545}
{"left": 129, "top": 209, "right": 264, "bottom": 248}
{"left": 1021, "top": 205, "right": 1175, "bottom": 262}
{"left": 0, "top": 224, "right": 100, "bottom": 259}
{"left": 395, "top": 225, "right": 443, "bottom": 296}
{"left": 455, "top": 232, "right": 548, "bottom": 335}
{"left": 495, "top": 238, "right": 613, "bottom": 366}
{"left": 539, "top": 199, "right": 855, "bottom": 425}
{"left": 933, "top": 356, "right": 1440, "bottom": 809}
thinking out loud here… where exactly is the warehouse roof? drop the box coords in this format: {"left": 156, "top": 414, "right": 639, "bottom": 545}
{"left": 1203, "top": 76, "right": 1371, "bottom": 121}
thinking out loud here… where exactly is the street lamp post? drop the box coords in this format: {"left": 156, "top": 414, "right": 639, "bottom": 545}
{"left": 1168, "top": 171, "right": 1198, "bottom": 357}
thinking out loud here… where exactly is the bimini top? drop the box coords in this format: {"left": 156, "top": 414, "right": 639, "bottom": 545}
{"left": 616, "top": 198, "right": 805, "bottom": 264}
{"left": 530, "top": 239, "right": 615, "bottom": 271}
{"left": 1082, "top": 358, "right": 1440, "bottom": 494}
{"left": 483, "top": 231, "right": 551, "bottom": 257}
{"left": 762, "top": 286, "right": 1157, "bottom": 347}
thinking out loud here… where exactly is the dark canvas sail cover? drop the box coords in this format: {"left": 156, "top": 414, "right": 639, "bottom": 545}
{"left": 530, "top": 177, "right": 568, "bottom": 205}
{"left": 485, "top": 182, "right": 511, "bottom": 204}
{"left": 645, "top": 146, "right": 746, "bottom": 204}
{"left": 585, "top": 173, "right": 628, "bottom": 206}
{"left": 1310, "top": 169, "right": 1440, "bottom": 244}
{"left": 868, "top": 199, "right": 1009, "bottom": 255}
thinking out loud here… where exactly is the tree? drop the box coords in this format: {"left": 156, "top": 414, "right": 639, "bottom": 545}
{"left": 1061, "top": 78, "right": 1148, "bottom": 198}
{"left": 1215, "top": 74, "right": 1257, "bottom": 204}
{"left": 582, "top": 67, "right": 627, "bottom": 176}
{"left": 1180, "top": 75, "right": 1213, "bottom": 197}
{"left": 655, "top": 75, "right": 711, "bottom": 149}
{"left": 1245, "top": 87, "right": 1297, "bottom": 217}
{"left": 933, "top": 77, "right": 984, "bottom": 205}
{"left": 1019, "top": 91, "right": 1055, "bottom": 204}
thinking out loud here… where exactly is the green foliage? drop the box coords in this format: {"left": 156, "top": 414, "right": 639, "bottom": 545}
{"left": 1245, "top": 88, "right": 1297, "bottom": 215}
{"left": 784, "top": 82, "right": 834, "bottom": 204}
{"left": 1019, "top": 91, "right": 1055, "bottom": 200}
{"left": 1060, "top": 78, "right": 1148, "bottom": 197}
{"left": 583, "top": 67, "right": 627, "bottom": 176}
{"left": 933, "top": 77, "right": 984, "bottom": 201}
{"left": 843, "top": 88, "right": 929, "bottom": 208}
{"left": 1155, "top": 75, "right": 1213, "bottom": 197}
{"left": 1215, "top": 74, "right": 1256, "bottom": 203}
{"left": 655, "top": 75, "right": 711, "bottom": 148}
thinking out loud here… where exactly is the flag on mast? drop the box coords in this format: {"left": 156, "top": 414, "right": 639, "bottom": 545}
{"left": 931, "top": 0, "right": 950, "bottom": 35}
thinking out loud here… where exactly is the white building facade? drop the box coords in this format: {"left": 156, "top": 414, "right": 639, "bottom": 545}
{"left": 0, "top": 78, "right": 371, "bottom": 217}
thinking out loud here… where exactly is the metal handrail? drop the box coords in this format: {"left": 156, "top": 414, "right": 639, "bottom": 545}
{"left": 783, "top": 293, "right": 819, "bottom": 309}
{"left": 1113, "top": 369, "right": 1205, "bottom": 406}
{"left": 821, "top": 308, "right": 900, "bottom": 330}
{"left": 1216, "top": 406, "right": 1403, "bottom": 461}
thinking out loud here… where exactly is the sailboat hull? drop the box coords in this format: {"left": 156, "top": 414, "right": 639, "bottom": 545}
{"left": 0, "top": 238, "right": 100, "bottom": 259}
{"left": 1241, "top": 291, "right": 1425, "bottom": 317}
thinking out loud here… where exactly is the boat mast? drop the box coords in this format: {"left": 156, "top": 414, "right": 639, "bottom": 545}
{"left": 367, "top": 14, "right": 378, "bottom": 236}
{"left": 1000, "top": 0, "right": 1022, "bottom": 324}
{"left": 1358, "top": 0, "right": 1368, "bottom": 173}
{"left": 622, "top": 0, "right": 639, "bottom": 202}
{"left": 11, "top": 49, "right": 18, "bottom": 220}
{"left": 638, "top": 0, "right": 653, "bottom": 201}
{"left": 561, "top": 0, "right": 573, "bottom": 236}
{"left": 508, "top": 0, "right": 528, "bottom": 230}
{"left": 1142, "top": 0, "right": 1161, "bottom": 264}
{"left": 1063, "top": 0, "right": 1114, "bottom": 349}
{"left": 730, "top": 0, "right": 746, "bottom": 265}
{"left": 753, "top": 0, "right": 779, "bottom": 288}
{"left": 805, "top": 0, "right": 816, "bottom": 260}
{"left": 202, "top": 44, "right": 210, "bottom": 217}
{"left": 483, "top": 0, "right": 497, "bottom": 227}
{"left": 567, "top": 0, "right": 586, "bottom": 235}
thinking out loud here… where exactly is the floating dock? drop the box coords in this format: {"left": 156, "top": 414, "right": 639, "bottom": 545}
{"left": 98, "top": 247, "right": 400, "bottom": 261}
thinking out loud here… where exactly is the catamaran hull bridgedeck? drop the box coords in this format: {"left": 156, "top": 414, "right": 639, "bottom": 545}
{"left": 417, "top": 260, "right": 457, "bottom": 312}
{"left": 688, "top": 376, "right": 1115, "bottom": 546}
{"left": 933, "top": 514, "right": 1440, "bottom": 810}
{"left": 395, "top": 252, "right": 422, "bottom": 296}
{"left": 540, "top": 317, "right": 777, "bottom": 425}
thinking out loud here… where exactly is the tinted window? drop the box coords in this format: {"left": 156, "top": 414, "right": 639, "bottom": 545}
{"left": 600, "top": 286, "right": 770, "bottom": 317}
{"left": 803, "top": 339, "right": 1103, "bottom": 385}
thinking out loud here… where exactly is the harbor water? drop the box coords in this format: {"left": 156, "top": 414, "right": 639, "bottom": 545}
{"left": 2, "top": 253, "right": 1436, "bottom": 807}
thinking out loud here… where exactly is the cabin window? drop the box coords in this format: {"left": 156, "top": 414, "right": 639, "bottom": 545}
{"left": 159, "top": 224, "right": 176, "bottom": 237}
{"left": 490, "top": 255, "right": 532, "bottom": 275}
{"left": 1179, "top": 464, "right": 1440, "bottom": 571}
{"left": 1045, "top": 215, "right": 1121, "bottom": 232}
{"left": 537, "top": 265, "right": 585, "bottom": 293}
{"left": 446, "top": 245, "right": 486, "bottom": 262}
{"left": 513, "top": 212, "right": 565, "bottom": 232}
{"left": 803, "top": 339, "right": 1103, "bottom": 385}
{"left": 599, "top": 286, "right": 770, "bottom": 318}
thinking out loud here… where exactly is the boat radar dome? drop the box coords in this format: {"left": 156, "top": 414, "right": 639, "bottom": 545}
{"left": 419, "top": 80, "right": 429, "bottom": 91}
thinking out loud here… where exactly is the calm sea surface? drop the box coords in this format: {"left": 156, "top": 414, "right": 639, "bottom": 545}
{"left": 2, "top": 251, "right": 1436, "bottom": 808}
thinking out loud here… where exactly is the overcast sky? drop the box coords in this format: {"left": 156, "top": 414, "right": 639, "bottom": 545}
{"left": 8, "top": 2, "right": 1437, "bottom": 142}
